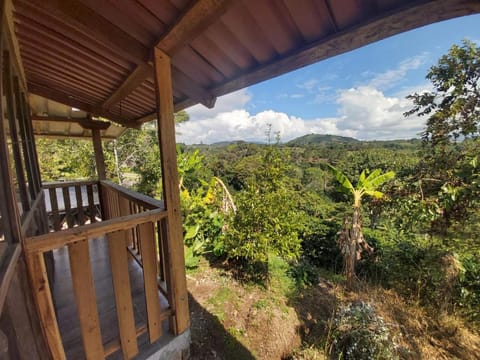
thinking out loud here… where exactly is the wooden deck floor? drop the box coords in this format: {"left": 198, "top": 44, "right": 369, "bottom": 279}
{"left": 52, "top": 237, "right": 170, "bottom": 359}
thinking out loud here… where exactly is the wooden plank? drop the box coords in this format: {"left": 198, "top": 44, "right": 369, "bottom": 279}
{"left": 21, "top": 93, "right": 43, "bottom": 194}
{"left": 68, "top": 240, "right": 104, "bottom": 359}
{"left": 100, "top": 180, "right": 164, "bottom": 210}
{"left": 13, "top": 76, "right": 36, "bottom": 200}
{"left": 107, "top": 203, "right": 138, "bottom": 358}
{"left": 153, "top": 48, "right": 190, "bottom": 334}
{"left": 42, "top": 180, "right": 97, "bottom": 189}
{"left": 48, "top": 188, "right": 61, "bottom": 231}
{"left": 92, "top": 129, "right": 107, "bottom": 180}
{"left": 24, "top": 0, "right": 149, "bottom": 64}
{"left": 3, "top": 50, "right": 30, "bottom": 213}
{"left": 102, "top": 63, "right": 152, "bottom": 109}
{"left": 86, "top": 184, "right": 97, "bottom": 223}
{"left": 62, "top": 186, "right": 73, "bottom": 228}
{"left": 157, "top": 0, "right": 233, "bottom": 55}
{"left": 159, "top": 217, "right": 175, "bottom": 332}
{"left": 75, "top": 185, "right": 86, "bottom": 225}
{"left": 24, "top": 208, "right": 167, "bottom": 254}
{"left": 0, "top": 244, "right": 21, "bottom": 314}
{"left": 138, "top": 222, "right": 162, "bottom": 342}
{"left": 26, "top": 253, "right": 66, "bottom": 360}
{"left": 118, "top": 196, "right": 133, "bottom": 247}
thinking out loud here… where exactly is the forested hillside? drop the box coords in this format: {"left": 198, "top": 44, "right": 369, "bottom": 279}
{"left": 35, "top": 40, "right": 480, "bottom": 359}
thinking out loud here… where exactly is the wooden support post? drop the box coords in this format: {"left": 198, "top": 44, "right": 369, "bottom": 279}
{"left": 92, "top": 128, "right": 106, "bottom": 180}
{"left": 153, "top": 47, "right": 189, "bottom": 334}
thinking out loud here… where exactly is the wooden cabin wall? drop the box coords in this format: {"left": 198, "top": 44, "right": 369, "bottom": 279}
{"left": 0, "top": 9, "right": 51, "bottom": 358}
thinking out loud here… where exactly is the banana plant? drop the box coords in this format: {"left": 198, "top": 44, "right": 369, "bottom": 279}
{"left": 327, "top": 164, "right": 395, "bottom": 288}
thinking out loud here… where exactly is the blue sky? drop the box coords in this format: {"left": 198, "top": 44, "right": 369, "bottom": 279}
{"left": 178, "top": 14, "right": 480, "bottom": 144}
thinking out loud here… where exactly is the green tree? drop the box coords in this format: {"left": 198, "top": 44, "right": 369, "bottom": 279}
{"left": 405, "top": 39, "right": 480, "bottom": 234}
{"left": 327, "top": 165, "right": 395, "bottom": 288}
{"left": 224, "top": 130, "right": 302, "bottom": 282}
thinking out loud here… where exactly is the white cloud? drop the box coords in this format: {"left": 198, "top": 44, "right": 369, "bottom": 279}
{"left": 368, "top": 53, "right": 429, "bottom": 90}
{"left": 179, "top": 86, "right": 425, "bottom": 144}
{"left": 297, "top": 79, "right": 318, "bottom": 91}
{"left": 335, "top": 86, "right": 425, "bottom": 139}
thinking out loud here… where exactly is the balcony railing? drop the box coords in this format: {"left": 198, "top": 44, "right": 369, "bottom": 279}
{"left": 24, "top": 180, "right": 177, "bottom": 359}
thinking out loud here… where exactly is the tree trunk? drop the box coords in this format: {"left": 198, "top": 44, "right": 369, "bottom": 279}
{"left": 346, "top": 206, "right": 361, "bottom": 289}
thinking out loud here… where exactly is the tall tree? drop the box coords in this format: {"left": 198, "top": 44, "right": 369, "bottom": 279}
{"left": 405, "top": 39, "right": 480, "bottom": 234}
{"left": 328, "top": 165, "right": 395, "bottom": 289}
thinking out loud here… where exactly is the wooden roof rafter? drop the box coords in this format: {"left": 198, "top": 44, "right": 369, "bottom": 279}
{"left": 102, "top": 0, "right": 234, "bottom": 113}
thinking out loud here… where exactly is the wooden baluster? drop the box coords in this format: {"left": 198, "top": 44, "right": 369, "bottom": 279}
{"left": 106, "top": 190, "right": 138, "bottom": 358}
{"left": 75, "top": 185, "right": 85, "bottom": 226}
{"left": 86, "top": 184, "right": 97, "bottom": 223}
{"left": 26, "top": 253, "right": 66, "bottom": 360}
{"left": 159, "top": 217, "right": 175, "bottom": 332}
{"left": 49, "top": 187, "right": 61, "bottom": 231}
{"left": 138, "top": 221, "right": 162, "bottom": 342}
{"left": 68, "top": 240, "right": 104, "bottom": 359}
{"left": 157, "top": 221, "right": 166, "bottom": 283}
{"left": 119, "top": 196, "right": 133, "bottom": 247}
{"left": 62, "top": 186, "right": 73, "bottom": 228}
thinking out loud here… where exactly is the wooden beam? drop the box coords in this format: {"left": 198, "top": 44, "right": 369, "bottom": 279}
{"left": 153, "top": 48, "right": 190, "bottom": 334}
{"left": 202, "top": 0, "right": 480, "bottom": 101}
{"left": 138, "top": 0, "right": 474, "bottom": 114}
{"left": 101, "top": 63, "right": 152, "bottom": 109}
{"left": 4, "top": 0, "right": 27, "bottom": 89}
{"left": 156, "top": 0, "right": 233, "bottom": 55}
{"left": 24, "top": 208, "right": 167, "bottom": 254}
{"left": 102, "top": 0, "right": 232, "bottom": 111}
{"left": 31, "top": 116, "right": 111, "bottom": 130}
{"left": 92, "top": 128, "right": 107, "bottom": 180}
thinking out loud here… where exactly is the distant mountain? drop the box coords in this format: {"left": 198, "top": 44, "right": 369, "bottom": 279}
{"left": 287, "top": 134, "right": 359, "bottom": 146}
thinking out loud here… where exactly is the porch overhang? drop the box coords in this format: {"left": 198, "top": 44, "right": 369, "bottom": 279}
{"left": 29, "top": 94, "right": 126, "bottom": 140}
{"left": 11, "top": 0, "right": 480, "bottom": 129}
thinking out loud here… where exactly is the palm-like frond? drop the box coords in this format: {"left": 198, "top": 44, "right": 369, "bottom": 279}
{"left": 326, "top": 164, "right": 354, "bottom": 192}
{"left": 364, "top": 171, "right": 395, "bottom": 190}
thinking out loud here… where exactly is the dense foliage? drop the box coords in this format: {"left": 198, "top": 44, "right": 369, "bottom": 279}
{"left": 35, "top": 42, "right": 480, "bottom": 330}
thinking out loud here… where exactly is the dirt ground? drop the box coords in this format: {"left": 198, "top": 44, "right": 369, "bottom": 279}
{"left": 187, "top": 266, "right": 480, "bottom": 360}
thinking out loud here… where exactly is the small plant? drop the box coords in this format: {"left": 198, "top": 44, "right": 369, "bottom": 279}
{"left": 327, "top": 302, "right": 398, "bottom": 360}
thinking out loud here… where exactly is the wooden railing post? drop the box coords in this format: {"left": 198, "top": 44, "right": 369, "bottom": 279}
{"left": 153, "top": 47, "right": 189, "bottom": 334}
{"left": 92, "top": 128, "right": 107, "bottom": 181}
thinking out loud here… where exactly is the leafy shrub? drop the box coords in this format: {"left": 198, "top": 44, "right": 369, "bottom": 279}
{"left": 458, "top": 254, "right": 480, "bottom": 325}
{"left": 328, "top": 302, "right": 398, "bottom": 360}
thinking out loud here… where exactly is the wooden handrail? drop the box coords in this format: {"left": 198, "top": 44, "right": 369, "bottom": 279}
{"left": 100, "top": 180, "right": 164, "bottom": 210}
{"left": 24, "top": 208, "right": 168, "bottom": 254}
{"left": 42, "top": 180, "right": 97, "bottom": 189}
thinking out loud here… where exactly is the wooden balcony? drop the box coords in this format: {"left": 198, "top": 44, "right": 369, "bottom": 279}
{"left": 23, "top": 180, "right": 188, "bottom": 359}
